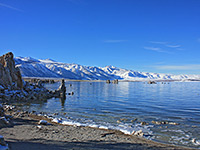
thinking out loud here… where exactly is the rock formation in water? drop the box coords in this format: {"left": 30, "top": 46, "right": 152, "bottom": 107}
{"left": 0, "top": 52, "right": 67, "bottom": 102}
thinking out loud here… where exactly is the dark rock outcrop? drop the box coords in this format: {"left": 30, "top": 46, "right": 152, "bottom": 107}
{"left": 0, "top": 52, "right": 23, "bottom": 90}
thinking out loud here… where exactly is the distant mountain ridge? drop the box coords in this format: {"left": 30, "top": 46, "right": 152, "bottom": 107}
{"left": 14, "top": 57, "right": 200, "bottom": 80}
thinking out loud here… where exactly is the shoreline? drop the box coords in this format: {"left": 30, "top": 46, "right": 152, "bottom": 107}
{"left": 0, "top": 107, "right": 197, "bottom": 150}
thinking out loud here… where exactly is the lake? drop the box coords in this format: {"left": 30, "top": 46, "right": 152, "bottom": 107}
{"left": 21, "top": 81, "right": 200, "bottom": 148}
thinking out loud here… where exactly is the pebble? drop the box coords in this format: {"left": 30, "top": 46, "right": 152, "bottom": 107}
{"left": 131, "top": 118, "right": 137, "bottom": 122}
{"left": 120, "top": 118, "right": 128, "bottom": 122}
{"left": 168, "top": 122, "right": 180, "bottom": 125}
{"left": 131, "top": 130, "right": 144, "bottom": 137}
{"left": 117, "top": 120, "right": 121, "bottom": 123}
{"left": 152, "top": 121, "right": 161, "bottom": 125}
{"left": 140, "top": 122, "right": 149, "bottom": 125}
{"left": 37, "top": 125, "right": 42, "bottom": 129}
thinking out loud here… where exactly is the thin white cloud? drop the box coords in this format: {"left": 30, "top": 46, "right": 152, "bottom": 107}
{"left": 149, "top": 41, "right": 168, "bottom": 45}
{"left": 149, "top": 41, "right": 181, "bottom": 48}
{"left": 145, "top": 41, "right": 183, "bottom": 53}
{"left": 166, "top": 44, "right": 181, "bottom": 48}
{"left": 154, "top": 64, "right": 200, "bottom": 70}
{"left": 103, "top": 40, "right": 127, "bottom": 43}
{"left": 0, "top": 2, "right": 23, "bottom": 12}
{"left": 144, "top": 46, "right": 169, "bottom": 53}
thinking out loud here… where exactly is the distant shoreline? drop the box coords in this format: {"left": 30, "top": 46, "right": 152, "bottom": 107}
{"left": 22, "top": 77, "right": 200, "bottom": 82}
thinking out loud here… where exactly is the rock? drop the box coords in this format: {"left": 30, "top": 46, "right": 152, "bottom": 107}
{"left": 151, "top": 120, "right": 179, "bottom": 125}
{"left": 141, "top": 121, "right": 149, "bottom": 125}
{"left": 3, "top": 105, "right": 15, "bottom": 111}
{"left": 131, "top": 130, "right": 144, "bottom": 137}
{"left": 37, "top": 125, "right": 42, "bottom": 129}
{"left": 0, "top": 135, "right": 9, "bottom": 150}
{"left": 0, "top": 135, "right": 7, "bottom": 146}
{"left": 0, "top": 117, "right": 9, "bottom": 127}
{"left": 0, "top": 105, "right": 4, "bottom": 117}
{"left": 117, "top": 120, "right": 121, "bottom": 123}
{"left": 112, "top": 79, "right": 118, "bottom": 84}
{"left": 38, "top": 120, "right": 48, "bottom": 125}
{"left": 58, "top": 79, "right": 66, "bottom": 93}
{"left": 168, "top": 122, "right": 180, "bottom": 125}
{"left": 0, "top": 52, "right": 68, "bottom": 102}
{"left": 151, "top": 121, "right": 161, "bottom": 125}
{"left": 120, "top": 118, "right": 128, "bottom": 122}
{"left": 0, "top": 85, "right": 4, "bottom": 91}
{"left": 53, "top": 79, "right": 66, "bottom": 98}
{"left": 0, "top": 52, "right": 23, "bottom": 89}
{"left": 131, "top": 118, "right": 137, "bottom": 122}
{"left": 148, "top": 81, "right": 156, "bottom": 84}
{"left": 106, "top": 80, "right": 111, "bottom": 84}
{"left": 106, "top": 79, "right": 118, "bottom": 84}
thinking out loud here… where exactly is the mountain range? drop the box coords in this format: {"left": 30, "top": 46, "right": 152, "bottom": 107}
{"left": 14, "top": 57, "right": 200, "bottom": 81}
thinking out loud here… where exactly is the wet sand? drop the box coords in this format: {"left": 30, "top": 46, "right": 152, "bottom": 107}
{"left": 0, "top": 110, "right": 196, "bottom": 150}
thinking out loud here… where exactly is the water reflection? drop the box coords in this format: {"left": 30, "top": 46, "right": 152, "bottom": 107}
{"left": 60, "top": 95, "right": 66, "bottom": 107}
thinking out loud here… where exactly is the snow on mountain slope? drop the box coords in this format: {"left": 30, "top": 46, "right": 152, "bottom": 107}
{"left": 14, "top": 57, "right": 200, "bottom": 80}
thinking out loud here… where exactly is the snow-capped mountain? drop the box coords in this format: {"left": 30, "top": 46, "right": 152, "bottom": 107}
{"left": 14, "top": 57, "right": 200, "bottom": 80}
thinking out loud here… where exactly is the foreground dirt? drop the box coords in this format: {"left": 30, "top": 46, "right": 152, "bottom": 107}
{"left": 0, "top": 111, "right": 196, "bottom": 150}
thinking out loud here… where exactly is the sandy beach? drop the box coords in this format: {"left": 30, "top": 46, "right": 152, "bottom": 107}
{"left": 0, "top": 109, "right": 196, "bottom": 150}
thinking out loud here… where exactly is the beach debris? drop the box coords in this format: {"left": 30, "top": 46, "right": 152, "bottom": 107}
{"left": 131, "top": 130, "right": 144, "bottom": 137}
{"left": 38, "top": 120, "right": 48, "bottom": 125}
{"left": 0, "top": 135, "right": 9, "bottom": 150}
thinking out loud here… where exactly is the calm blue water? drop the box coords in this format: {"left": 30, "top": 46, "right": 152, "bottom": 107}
{"left": 22, "top": 81, "right": 200, "bottom": 148}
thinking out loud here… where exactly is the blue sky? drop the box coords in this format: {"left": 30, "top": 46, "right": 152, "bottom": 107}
{"left": 0, "top": 0, "right": 200, "bottom": 74}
